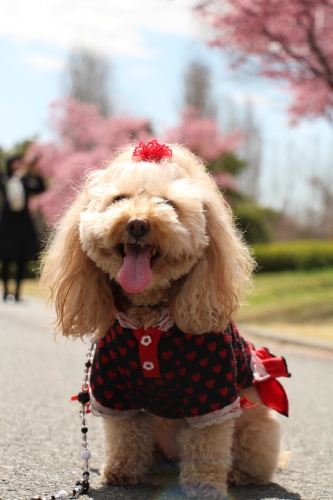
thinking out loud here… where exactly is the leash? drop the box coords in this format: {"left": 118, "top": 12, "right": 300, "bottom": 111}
{"left": 30, "top": 340, "right": 97, "bottom": 500}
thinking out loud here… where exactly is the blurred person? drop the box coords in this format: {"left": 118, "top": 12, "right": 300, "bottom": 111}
{"left": 0, "top": 154, "right": 45, "bottom": 302}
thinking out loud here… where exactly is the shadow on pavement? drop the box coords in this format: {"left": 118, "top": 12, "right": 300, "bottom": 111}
{"left": 229, "top": 482, "right": 302, "bottom": 500}
{"left": 87, "top": 464, "right": 302, "bottom": 500}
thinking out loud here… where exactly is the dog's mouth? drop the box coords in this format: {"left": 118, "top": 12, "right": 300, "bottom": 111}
{"left": 117, "top": 243, "right": 160, "bottom": 294}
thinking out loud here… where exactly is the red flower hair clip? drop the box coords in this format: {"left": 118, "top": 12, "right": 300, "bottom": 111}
{"left": 132, "top": 140, "right": 172, "bottom": 163}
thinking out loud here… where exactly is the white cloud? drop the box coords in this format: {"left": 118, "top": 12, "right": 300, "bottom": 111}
{"left": 21, "top": 52, "right": 63, "bottom": 71}
{"left": 0, "top": 0, "right": 200, "bottom": 58}
{"left": 230, "top": 92, "right": 273, "bottom": 107}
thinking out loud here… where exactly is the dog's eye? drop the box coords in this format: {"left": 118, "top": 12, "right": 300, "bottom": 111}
{"left": 112, "top": 195, "right": 127, "bottom": 203}
{"left": 164, "top": 200, "right": 177, "bottom": 210}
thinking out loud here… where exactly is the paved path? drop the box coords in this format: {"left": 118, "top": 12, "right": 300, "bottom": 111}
{"left": 0, "top": 299, "right": 332, "bottom": 500}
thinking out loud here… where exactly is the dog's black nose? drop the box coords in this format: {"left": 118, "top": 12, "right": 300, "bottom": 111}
{"left": 126, "top": 218, "right": 150, "bottom": 237}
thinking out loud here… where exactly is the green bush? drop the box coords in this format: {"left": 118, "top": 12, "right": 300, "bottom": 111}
{"left": 252, "top": 240, "right": 333, "bottom": 272}
{"left": 233, "top": 203, "right": 272, "bottom": 244}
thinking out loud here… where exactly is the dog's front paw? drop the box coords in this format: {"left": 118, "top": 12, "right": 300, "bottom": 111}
{"left": 101, "top": 462, "right": 143, "bottom": 486}
{"left": 181, "top": 482, "right": 228, "bottom": 500}
{"left": 227, "top": 467, "right": 251, "bottom": 486}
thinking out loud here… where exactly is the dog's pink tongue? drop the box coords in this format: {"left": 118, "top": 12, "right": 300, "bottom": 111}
{"left": 118, "top": 244, "right": 153, "bottom": 293}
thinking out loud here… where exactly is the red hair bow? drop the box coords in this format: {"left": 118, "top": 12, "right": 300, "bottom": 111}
{"left": 132, "top": 140, "right": 172, "bottom": 163}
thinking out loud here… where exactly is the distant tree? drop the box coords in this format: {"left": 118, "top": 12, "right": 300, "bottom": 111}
{"left": 62, "top": 47, "right": 113, "bottom": 116}
{"left": 27, "top": 97, "right": 152, "bottom": 224}
{"left": 183, "top": 61, "right": 216, "bottom": 117}
{"left": 196, "top": 0, "right": 333, "bottom": 120}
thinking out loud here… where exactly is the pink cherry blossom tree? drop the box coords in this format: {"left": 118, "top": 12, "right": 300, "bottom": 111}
{"left": 27, "top": 97, "right": 152, "bottom": 224}
{"left": 164, "top": 107, "right": 245, "bottom": 193}
{"left": 27, "top": 99, "right": 245, "bottom": 226}
{"left": 195, "top": 0, "right": 333, "bottom": 120}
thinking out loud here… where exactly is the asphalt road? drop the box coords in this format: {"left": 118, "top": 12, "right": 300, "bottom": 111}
{"left": 0, "top": 298, "right": 332, "bottom": 500}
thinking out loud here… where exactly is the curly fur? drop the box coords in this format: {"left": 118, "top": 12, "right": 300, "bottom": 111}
{"left": 41, "top": 144, "right": 282, "bottom": 498}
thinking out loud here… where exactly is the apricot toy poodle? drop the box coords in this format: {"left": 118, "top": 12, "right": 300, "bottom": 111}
{"left": 41, "top": 141, "right": 290, "bottom": 499}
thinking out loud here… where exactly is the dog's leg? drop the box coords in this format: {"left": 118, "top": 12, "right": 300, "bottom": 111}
{"left": 101, "top": 413, "right": 154, "bottom": 485}
{"left": 153, "top": 416, "right": 185, "bottom": 461}
{"left": 178, "top": 418, "right": 235, "bottom": 500}
{"left": 228, "top": 386, "right": 281, "bottom": 486}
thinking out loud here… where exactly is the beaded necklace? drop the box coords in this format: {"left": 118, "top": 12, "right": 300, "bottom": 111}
{"left": 31, "top": 340, "right": 97, "bottom": 500}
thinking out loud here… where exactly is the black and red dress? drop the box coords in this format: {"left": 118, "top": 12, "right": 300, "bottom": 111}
{"left": 89, "top": 310, "right": 290, "bottom": 428}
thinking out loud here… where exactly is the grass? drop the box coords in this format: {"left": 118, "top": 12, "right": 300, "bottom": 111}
{"left": 0, "top": 279, "right": 42, "bottom": 298}
{"left": 238, "top": 267, "right": 333, "bottom": 343}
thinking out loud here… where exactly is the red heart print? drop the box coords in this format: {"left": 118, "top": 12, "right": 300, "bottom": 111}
{"left": 124, "top": 393, "right": 132, "bottom": 400}
{"left": 155, "top": 379, "right": 163, "bottom": 386}
{"left": 186, "top": 351, "right": 196, "bottom": 361}
{"left": 175, "top": 359, "right": 181, "bottom": 366}
{"left": 230, "top": 395, "right": 237, "bottom": 403}
{"left": 115, "top": 402, "right": 123, "bottom": 410}
{"left": 104, "top": 390, "right": 114, "bottom": 399}
{"left": 110, "top": 350, "right": 117, "bottom": 359}
{"left": 119, "top": 347, "right": 127, "bottom": 356}
{"left": 220, "top": 387, "right": 228, "bottom": 397}
{"left": 199, "top": 358, "right": 209, "bottom": 367}
{"left": 179, "top": 367, "right": 186, "bottom": 376}
{"left": 208, "top": 342, "right": 216, "bottom": 352}
{"left": 127, "top": 339, "right": 136, "bottom": 348}
{"left": 185, "top": 387, "right": 194, "bottom": 395}
{"left": 230, "top": 359, "right": 235, "bottom": 367}
{"left": 182, "top": 398, "right": 189, "bottom": 405}
{"left": 90, "top": 382, "right": 95, "bottom": 391}
{"left": 226, "top": 372, "right": 233, "bottom": 382}
{"left": 95, "top": 361, "right": 99, "bottom": 370}
{"left": 162, "top": 351, "right": 172, "bottom": 360}
{"left": 212, "top": 364, "right": 221, "bottom": 374}
{"left": 165, "top": 372, "right": 175, "bottom": 381}
{"left": 136, "top": 379, "right": 143, "bottom": 386}
{"left": 97, "top": 376, "right": 104, "bottom": 386}
{"left": 190, "top": 408, "right": 199, "bottom": 416}
{"left": 130, "top": 361, "right": 138, "bottom": 369}
{"left": 107, "top": 370, "right": 117, "bottom": 379}
{"left": 99, "top": 339, "right": 105, "bottom": 348}
{"left": 116, "top": 384, "right": 125, "bottom": 390}
{"left": 210, "top": 402, "right": 220, "bottom": 411}
{"left": 219, "top": 349, "right": 227, "bottom": 358}
{"left": 126, "top": 381, "right": 133, "bottom": 389}
{"left": 199, "top": 394, "right": 207, "bottom": 403}
{"left": 195, "top": 336, "right": 205, "bottom": 345}
{"left": 116, "top": 325, "right": 123, "bottom": 334}
{"left": 205, "top": 379, "right": 215, "bottom": 389}
{"left": 174, "top": 337, "right": 182, "bottom": 346}
{"left": 191, "top": 373, "right": 200, "bottom": 382}
{"left": 101, "top": 354, "right": 109, "bottom": 364}
{"left": 185, "top": 333, "right": 193, "bottom": 341}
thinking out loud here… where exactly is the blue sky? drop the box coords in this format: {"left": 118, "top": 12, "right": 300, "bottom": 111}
{"left": 1, "top": 0, "right": 332, "bottom": 213}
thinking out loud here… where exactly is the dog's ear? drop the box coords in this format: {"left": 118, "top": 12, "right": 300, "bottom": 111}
{"left": 40, "top": 194, "right": 116, "bottom": 339}
{"left": 171, "top": 192, "right": 255, "bottom": 334}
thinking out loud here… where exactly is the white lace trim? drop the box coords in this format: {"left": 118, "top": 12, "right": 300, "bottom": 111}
{"left": 250, "top": 349, "right": 270, "bottom": 382}
{"left": 186, "top": 398, "right": 241, "bottom": 428}
{"left": 90, "top": 394, "right": 141, "bottom": 420}
{"left": 116, "top": 308, "right": 174, "bottom": 332}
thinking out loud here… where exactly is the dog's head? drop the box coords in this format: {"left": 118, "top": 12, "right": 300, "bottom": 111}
{"left": 41, "top": 143, "right": 254, "bottom": 338}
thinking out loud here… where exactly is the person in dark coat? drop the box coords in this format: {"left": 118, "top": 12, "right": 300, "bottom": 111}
{"left": 0, "top": 154, "right": 45, "bottom": 301}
